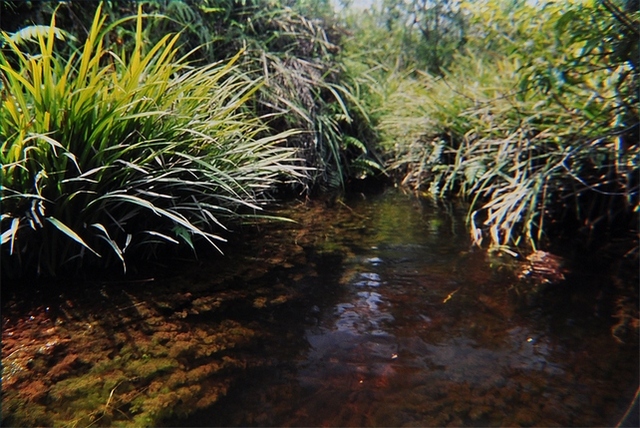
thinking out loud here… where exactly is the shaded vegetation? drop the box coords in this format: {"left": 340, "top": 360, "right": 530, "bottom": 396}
{"left": 1, "top": 0, "right": 637, "bottom": 282}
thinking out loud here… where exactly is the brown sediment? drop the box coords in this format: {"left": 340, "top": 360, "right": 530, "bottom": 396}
{"left": 2, "top": 190, "right": 638, "bottom": 427}
{"left": 1, "top": 263, "right": 301, "bottom": 427}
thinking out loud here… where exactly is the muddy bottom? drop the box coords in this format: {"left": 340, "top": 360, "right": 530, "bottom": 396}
{"left": 2, "top": 189, "right": 638, "bottom": 427}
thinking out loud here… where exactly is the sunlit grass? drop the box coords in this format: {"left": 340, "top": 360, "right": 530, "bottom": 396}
{"left": 0, "top": 5, "right": 306, "bottom": 276}
{"left": 232, "top": 5, "right": 382, "bottom": 190}
{"left": 377, "top": 46, "right": 637, "bottom": 251}
{"left": 338, "top": 0, "right": 637, "bottom": 253}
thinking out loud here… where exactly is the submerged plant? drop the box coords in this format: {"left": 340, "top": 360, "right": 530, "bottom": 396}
{"left": 0, "top": 4, "right": 306, "bottom": 277}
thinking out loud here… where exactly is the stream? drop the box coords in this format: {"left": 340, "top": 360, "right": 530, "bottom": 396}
{"left": 2, "top": 188, "right": 638, "bottom": 427}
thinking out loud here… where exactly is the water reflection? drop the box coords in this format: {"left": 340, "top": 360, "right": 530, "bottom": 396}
{"left": 287, "top": 218, "right": 569, "bottom": 426}
{"left": 171, "top": 190, "right": 637, "bottom": 427}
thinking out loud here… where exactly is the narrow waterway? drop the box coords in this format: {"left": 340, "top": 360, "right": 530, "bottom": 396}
{"left": 173, "top": 189, "right": 639, "bottom": 427}
{"left": 2, "top": 189, "right": 638, "bottom": 427}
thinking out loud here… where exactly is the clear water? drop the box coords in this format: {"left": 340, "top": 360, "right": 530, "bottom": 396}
{"left": 168, "top": 190, "right": 639, "bottom": 427}
{"left": 2, "top": 189, "right": 637, "bottom": 427}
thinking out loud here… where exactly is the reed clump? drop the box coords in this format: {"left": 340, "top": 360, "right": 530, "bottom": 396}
{"left": 0, "top": 4, "right": 306, "bottom": 277}
{"left": 367, "top": 0, "right": 638, "bottom": 252}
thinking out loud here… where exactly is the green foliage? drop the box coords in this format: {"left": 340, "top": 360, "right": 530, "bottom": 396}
{"left": 363, "top": 0, "right": 639, "bottom": 250}
{"left": 230, "top": 3, "right": 383, "bottom": 189}
{"left": 0, "top": 4, "right": 305, "bottom": 276}
{"left": 120, "top": 0, "right": 383, "bottom": 190}
{"left": 3, "top": 24, "right": 77, "bottom": 46}
{"left": 2, "top": 0, "right": 382, "bottom": 193}
{"left": 382, "top": 0, "right": 467, "bottom": 74}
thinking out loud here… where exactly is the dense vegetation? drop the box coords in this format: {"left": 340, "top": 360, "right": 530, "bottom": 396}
{"left": 1, "top": 2, "right": 638, "bottom": 427}
{"left": 1, "top": 0, "right": 638, "bottom": 278}
{"left": 340, "top": 0, "right": 638, "bottom": 253}
{"left": 1, "top": 0, "right": 378, "bottom": 277}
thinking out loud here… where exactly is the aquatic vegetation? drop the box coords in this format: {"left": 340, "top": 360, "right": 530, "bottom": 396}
{"left": 0, "top": 4, "right": 307, "bottom": 277}
{"left": 0, "top": 275, "right": 291, "bottom": 426}
{"left": 0, "top": 201, "right": 319, "bottom": 426}
{"left": 2, "top": 189, "right": 637, "bottom": 427}
{"left": 340, "top": 0, "right": 638, "bottom": 254}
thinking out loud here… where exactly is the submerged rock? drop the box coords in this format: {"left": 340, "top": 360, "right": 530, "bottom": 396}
{"left": 518, "top": 251, "right": 567, "bottom": 285}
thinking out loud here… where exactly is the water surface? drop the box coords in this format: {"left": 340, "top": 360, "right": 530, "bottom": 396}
{"left": 171, "top": 190, "right": 639, "bottom": 427}
{"left": 2, "top": 189, "right": 637, "bottom": 427}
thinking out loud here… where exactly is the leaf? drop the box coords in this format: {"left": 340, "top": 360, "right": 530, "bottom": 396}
{"left": 199, "top": 6, "right": 225, "bottom": 13}
{"left": 1, "top": 217, "right": 20, "bottom": 255}
{"left": 343, "top": 136, "right": 367, "bottom": 153}
{"left": 464, "top": 160, "right": 486, "bottom": 183}
{"left": 554, "top": 10, "right": 578, "bottom": 38}
{"left": 172, "top": 224, "right": 194, "bottom": 251}
{"left": 7, "top": 25, "right": 77, "bottom": 46}
{"left": 45, "top": 217, "right": 101, "bottom": 257}
{"left": 141, "top": 230, "right": 179, "bottom": 244}
{"left": 91, "top": 223, "right": 126, "bottom": 273}
{"left": 90, "top": 193, "right": 226, "bottom": 247}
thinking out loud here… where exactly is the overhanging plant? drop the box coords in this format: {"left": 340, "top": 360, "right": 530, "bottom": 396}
{"left": 0, "top": 3, "right": 306, "bottom": 277}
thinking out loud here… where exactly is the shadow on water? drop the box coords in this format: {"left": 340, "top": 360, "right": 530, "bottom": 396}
{"left": 164, "top": 190, "right": 638, "bottom": 427}
{"left": 2, "top": 189, "right": 638, "bottom": 427}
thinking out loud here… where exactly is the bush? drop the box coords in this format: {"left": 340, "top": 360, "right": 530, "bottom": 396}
{"left": 374, "top": 0, "right": 639, "bottom": 251}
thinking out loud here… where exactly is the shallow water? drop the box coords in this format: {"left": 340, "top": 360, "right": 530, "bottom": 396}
{"left": 171, "top": 190, "right": 638, "bottom": 427}
{"left": 2, "top": 189, "right": 638, "bottom": 427}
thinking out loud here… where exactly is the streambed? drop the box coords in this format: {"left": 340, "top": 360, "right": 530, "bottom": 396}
{"left": 2, "top": 189, "right": 638, "bottom": 427}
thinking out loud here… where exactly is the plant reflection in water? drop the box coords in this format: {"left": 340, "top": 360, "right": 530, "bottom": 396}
{"left": 2, "top": 190, "right": 637, "bottom": 427}
{"left": 175, "top": 190, "right": 638, "bottom": 427}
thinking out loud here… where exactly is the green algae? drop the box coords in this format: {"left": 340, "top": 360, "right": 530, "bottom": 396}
{"left": 1, "top": 277, "right": 279, "bottom": 427}
{"left": 127, "top": 358, "right": 179, "bottom": 380}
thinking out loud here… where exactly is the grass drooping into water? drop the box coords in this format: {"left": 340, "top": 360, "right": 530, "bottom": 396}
{"left": 350, "top": 0, "right": 639, "bottom": 253}
{"left": 0, "top": 4, "right": 306, "bottom": 277}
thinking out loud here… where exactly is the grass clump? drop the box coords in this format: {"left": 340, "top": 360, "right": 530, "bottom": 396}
{"left": 224, "top": 3, "right": 383, "bottom": 190}
{"left": 0, "top": 4, "right": 306, "bottom": 277}
{"left": 358, "top": 0, "right": 639, "bottom": 252}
